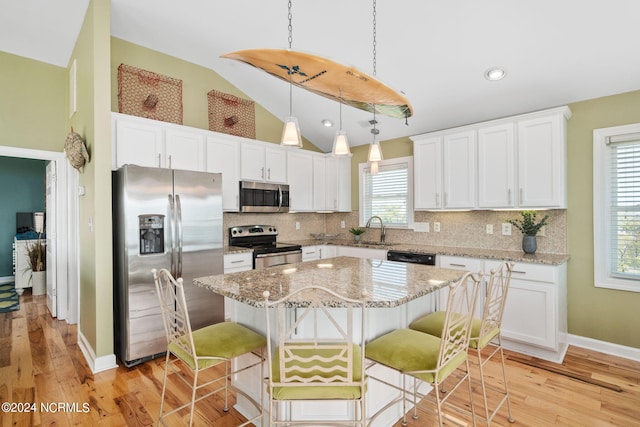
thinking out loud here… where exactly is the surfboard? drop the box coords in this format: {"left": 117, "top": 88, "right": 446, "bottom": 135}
{"left": 221, "top": 49, "right": 412, "bottom": 120}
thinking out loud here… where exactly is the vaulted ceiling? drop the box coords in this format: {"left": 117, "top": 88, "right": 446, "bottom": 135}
{"left": 3, "top": 1, "right": 640, "bottom": 152}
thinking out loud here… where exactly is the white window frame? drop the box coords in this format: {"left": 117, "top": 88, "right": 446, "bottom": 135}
{"left": 358, "top": 156, "right": 414, "bottom": 229}
{"left": 593, "top": 123, "right": 640, "bottom": 292}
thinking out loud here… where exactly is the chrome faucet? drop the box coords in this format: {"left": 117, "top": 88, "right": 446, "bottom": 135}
{"left": 365, "top": 216, "right": 386, "bottom": 243}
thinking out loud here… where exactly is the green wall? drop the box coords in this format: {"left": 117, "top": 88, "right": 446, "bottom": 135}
{"left": 0, "top": 52, "right": 67, "bottom": 151}
{"left": 0, "top": 157, "right": 46, "bottom": 276}
{"left": 566, "top": 90, "right": 640, "bottom": 348}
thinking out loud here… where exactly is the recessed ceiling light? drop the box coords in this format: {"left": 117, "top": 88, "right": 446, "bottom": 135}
{"left": 321, "top": 119, "right": 333, "bottom": 127}
{"left": 485, "top": 67, "right": 506, "bottom": 81}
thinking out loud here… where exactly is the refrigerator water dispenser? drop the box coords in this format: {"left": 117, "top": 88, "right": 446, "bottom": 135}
{"left": 139, "top": 214, "right": 164, "bottom": 255}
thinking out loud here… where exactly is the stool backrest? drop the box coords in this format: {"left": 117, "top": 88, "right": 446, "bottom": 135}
{"left": 152, "top": 268, "right": 195, "bottom": 361}
{"left": 478, "top": 262, "right": 513, "bottom": 341}
{"left": 439, "top": 271, "right": 481, "bottom": 367}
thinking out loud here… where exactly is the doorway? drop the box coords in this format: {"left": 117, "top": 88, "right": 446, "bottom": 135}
{"left": 0, "top": 145, "right": 78, "bottom": 323}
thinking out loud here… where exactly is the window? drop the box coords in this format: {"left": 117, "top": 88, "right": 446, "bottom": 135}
{"left": 594, "top": 124, "right": 640, "bottom": 292}
{"left": 359, "top": 156, "right": 413, "bottom": 228}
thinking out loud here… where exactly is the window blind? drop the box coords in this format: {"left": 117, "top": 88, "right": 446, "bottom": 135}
{"left": 610, "top": 138, "right": 640, "bottom": 279}
{"left": 362, "top": 162, "right": 409, "bottom": 227}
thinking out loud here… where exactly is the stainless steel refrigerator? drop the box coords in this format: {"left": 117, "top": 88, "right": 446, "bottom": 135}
{"left": 113, "top": 164, "right": 224, "bottom": 367}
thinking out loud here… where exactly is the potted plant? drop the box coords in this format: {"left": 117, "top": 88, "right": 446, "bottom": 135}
{"left": 348, "top": 227, "right": 366, "bottom": 243}
{"left": 507, "top": 211, "right": 549, "bottom": 254}
{"left": 25, "top": 238, "right": 46, "bottom": 295}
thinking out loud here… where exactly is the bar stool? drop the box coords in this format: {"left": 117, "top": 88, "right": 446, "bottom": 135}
{"left": 365, "top": 271, "right": 481, "bottom": 426}
{"left": 152, "top": 268, "right": 266, "bottom": 426}
{"left": 262, "top": 285, "right": 367, "bottom": 426}
{"left": 410, "top": 262, "right": 515, "bottom": 425}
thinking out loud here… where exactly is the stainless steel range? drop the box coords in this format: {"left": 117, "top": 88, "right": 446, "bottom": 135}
{"left": 229, "top": 225, "right": 302, "bottom": 269}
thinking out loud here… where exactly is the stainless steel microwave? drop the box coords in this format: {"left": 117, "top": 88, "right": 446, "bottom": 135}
{"left": 239, "top": 181, "right": 290, "bottom": 213}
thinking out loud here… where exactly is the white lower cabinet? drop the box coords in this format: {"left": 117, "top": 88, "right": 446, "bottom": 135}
{"left": 319, "top": 244, "right": 337, "bottom": 259}
{"left": 301, "top": 245, "right": 321, "bottom": 261}
{"left": 438, "top": 255, "right": 485, "bottom": 317}
{"left": 486, "top": 259, "right": 567, "bottom": 362}
{"left": 335, "top": 245, "right": 387, "bottom": 260}
{"left": 223, "top": 252, "right": 253, "bottom": 320}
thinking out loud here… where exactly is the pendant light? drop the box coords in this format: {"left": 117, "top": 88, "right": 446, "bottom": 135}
{"left": 367, "top": 0, "right": 382, "bottom": 166}
{"left": 332, "top": 88, "right": 351, "bottom": 156}
{"left": 280, "top": 0, "right": 302, "bottom": 148}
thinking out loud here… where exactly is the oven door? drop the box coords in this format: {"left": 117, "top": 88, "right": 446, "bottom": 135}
{"left": 254, "top": 249, "right": 302, "bottom": 269}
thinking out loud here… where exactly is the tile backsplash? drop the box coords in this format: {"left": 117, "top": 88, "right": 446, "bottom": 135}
{"left": 224, "top": 209, "right": 567, "bottom": 255}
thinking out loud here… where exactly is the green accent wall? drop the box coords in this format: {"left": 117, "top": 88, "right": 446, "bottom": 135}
{"left": 0, "top": 157, "right": 46, "bottom": 276}
{"left": 566, "top": 90, "right": 640, "bottom": 348}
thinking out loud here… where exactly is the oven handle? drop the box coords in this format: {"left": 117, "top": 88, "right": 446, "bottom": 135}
{"left": 255, "top": 249, "right": 302, "bottom": 258}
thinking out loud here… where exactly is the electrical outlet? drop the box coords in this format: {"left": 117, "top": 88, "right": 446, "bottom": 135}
{"left": 340, "top": 220, "right": 345, "bottom": 229}
{"left": 486, "top": 224, "right": 493, "bottom": 234}
{"left": 295, "top": 221, "right": 300, "bottom": 230}
{"left": 501, "top": 223, "right": 512, "bottom": 236}
{"left": 434, "top": 222, "right": 441, "bottom": 232}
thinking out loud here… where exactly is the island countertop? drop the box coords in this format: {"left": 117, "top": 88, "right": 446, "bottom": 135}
{"left": 194, "top": 256, "right": 465, "bottom": 308}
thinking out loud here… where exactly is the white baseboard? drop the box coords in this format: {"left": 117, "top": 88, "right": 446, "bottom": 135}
{"left": 568, "top": 334, "right": 640, "bottom": 362}
{"left": 0, "top": 276, "right": 14, "bottom": 284}
{"left": 77, "top": 330, "right": 118, "bottom": 373}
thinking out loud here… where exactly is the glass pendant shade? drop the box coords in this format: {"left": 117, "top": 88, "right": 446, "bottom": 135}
{"left": 281, "top": 116, "right": 302, "bottom": 148}
{"left": 332, "top": 131, "right": 351, "bottom": 156}
{"left": 368, "top": 140, "right": 383, "bottom": 162}
{"left": 370, "top": 161, "right": 379, "bottom": 175}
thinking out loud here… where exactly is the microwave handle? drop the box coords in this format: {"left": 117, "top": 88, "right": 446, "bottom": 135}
{"left": 278, "top": 185, "right": 283, "bottom": 211}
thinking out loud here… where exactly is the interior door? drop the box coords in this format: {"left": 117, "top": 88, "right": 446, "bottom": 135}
{"left": 45, "top": 161, "right": 57, "bottom": 317}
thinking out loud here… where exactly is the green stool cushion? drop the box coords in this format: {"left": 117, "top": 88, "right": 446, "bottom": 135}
{"left": 169, "top": 322, "right": 266, "bottom": 370}
{"left": 365, "top": 328, "right": 466, "bottom": 383}
{"left": 270, "top": 344, "right": 364, "bottom": 400}
{"left": 409, "top": 311, "right": 499, "bottom": 349}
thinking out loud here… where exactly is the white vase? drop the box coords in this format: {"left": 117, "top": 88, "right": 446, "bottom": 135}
{"left": 31, "top": 270, "right": 46, "bottom": 296}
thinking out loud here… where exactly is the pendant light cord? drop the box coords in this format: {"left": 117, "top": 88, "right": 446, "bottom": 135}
{"left": 287, "top": 0, "right": 293, "bottom": 116}
{"left": 371, "top": 0, "right": 378, "bottom": 136}
{"left": 287, "top": 0, "right": 293, "bottom": 50}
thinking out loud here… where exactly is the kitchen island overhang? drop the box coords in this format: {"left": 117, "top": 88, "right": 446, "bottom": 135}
{"left": 193, "top": 256, "right": 465, "bottom": 309}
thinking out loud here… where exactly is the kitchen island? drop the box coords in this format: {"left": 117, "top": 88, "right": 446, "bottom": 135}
{"left": 194, "top": 256, "right": 466, "bottom": 426}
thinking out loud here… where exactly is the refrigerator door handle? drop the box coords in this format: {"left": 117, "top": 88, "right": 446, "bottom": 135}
{"left": 168, "top": 194, "right": 176, "bottom": 277}
{"left": 176, "top": 194, "right": 184, "bottom": 278}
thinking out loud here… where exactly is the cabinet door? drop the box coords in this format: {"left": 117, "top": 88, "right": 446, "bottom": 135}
{"left": 325, "top": 157, "right": 339, "bottom": 211}
{"left": 442, "top": 130, "right": 476, "bottom": 209}
{"left": 287, "top": 151, "right": 314, "bottom": 211}
{"left": 114, "top": 116, "right": 163, "bottom": 169}
{"left": 336, "top": 246, "right": 386, "bottom": 260}
{"left": 478, "top": 123, "right": 515, "bottom": 208}
{"left": 165, "top": 128, "right": 205, "bottom": 171}
{"left": 240, "top": 142, "right": 266, "bottom": 181}
{"left": 324, "top": 156, "right": 351, "bottom": 212}
{"left": 413, "top": 137, "right": 442, "bottom": 209}
{"left": 301, "top": 245, "right": 320, "bottom": 261}
{"left": 207, "top": 136, "right": 240, "bottom": 211}
{"left": 312, "top": 156, "right": 327, "bottom": 211}
{"left": 517, "top": 114, "right": 566, "bottom": 207}
{"left": 265, "top": 145, "right": 287, "bottom": 183}
{"left": 319, "top": 245, "right": 337, "bottom": 259}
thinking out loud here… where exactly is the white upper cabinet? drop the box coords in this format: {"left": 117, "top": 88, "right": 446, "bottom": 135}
{"left": 165, "top": 127, "right": 206, "bottom": 171}
{"left": 112, "top": 113, "right": 205, "bottom": 171}
{"left": 442, "top": 130, "right": 476, "bottom": 209}
{"left": 413, "top": 136, "right": 442, "bottom": 209}
{"left": 312, "top": 155, "right": 327, "bottom": 211}
{"left": 478, "top": 123, "right": 516, "bottom": 208}
{"left": 414, "top": 106, "right": 571, "bottom": 211}
{"left": 517, "top": 112, "right": 568, "bottom": 208}
{"left": 113, "top": 114, "right": 164, "bottom": 169}
{"left": 240, "top": 141, "right": 287, "bottom": 183}
{"left": 324, "top": 156, "right": 352, "bottom": 212}
{"left": 413, "top": 130, "right": 476, "bottom": 210}
{"left": 287, "top": 150, "right": 314, "bottom": 211}
{"left": 207, "top": 135, "right": 240, "bottom": 211}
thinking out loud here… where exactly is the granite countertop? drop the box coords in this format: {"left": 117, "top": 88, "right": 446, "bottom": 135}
{"left": 288, "top": 238, "right": 570, "bottom": 265}
{"left": 194, "top": 256, "right": 464, "bottom": 308}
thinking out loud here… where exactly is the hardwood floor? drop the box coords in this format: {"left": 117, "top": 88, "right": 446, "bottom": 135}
{"left": 1, "top": 291, "right": 639, "bottom": 426}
